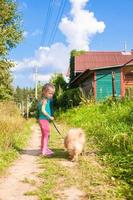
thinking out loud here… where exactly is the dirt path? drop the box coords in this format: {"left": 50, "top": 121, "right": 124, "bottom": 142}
{"left": 38, "top": 123, "right": 123, "bottom": 200}
{"left": 0, "top": 124, "right": 41, "bottom": 200}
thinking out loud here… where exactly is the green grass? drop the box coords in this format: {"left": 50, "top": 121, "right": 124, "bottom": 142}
{"left": 0, "top": 119, "right": 33, "bottom": 174}
{"left": 0, "top": 101, "right": 34, "bottom": 174}
{"left": 38, "top": 123, "right": 122, "bottom": 200}
{"left": 21, "top": 177, "right": 36, "bottom": 186}
{"left": 24, "top": 190, "right": 38, "bottom": 196}
{"left": 57, "top": 98, "right": 133, "bottom": 199}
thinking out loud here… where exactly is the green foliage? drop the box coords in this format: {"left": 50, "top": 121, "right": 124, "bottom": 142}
{"left": 49, "top": 73, "right": 81, "bottom": 112}
{"left": 0, "top": 0, "right": 23, "bottom": 100}
{"left": 50, "top": 73, "right": 68, "bottom": 110}
{"left": 55, "top": 88, "right": 81, "bottom": 111}
{"left": 14, "top": 86, "right": 34, "bottom": 106}
{"left": 50, "top": 73, "right": 67, "bottom": 92}
{"left": 0, "top": 0, "right": 22, "bottom": 56}
{"left": 58, "top": 99, "right": 133, "bottom": 199}
{"left": 50, "top": 73, "right": 67, "bottom": 99}
{"left": 24, "top": 82, "right": 44, "bottom": 118}
{"left": 69, "top": 50, "right": 86, "bottom": 82}
{"left": 13, "top": 86, "right": 43, "bottom": 118}
{"left": 0, "top": 60, "right": 14, "bottom": 99}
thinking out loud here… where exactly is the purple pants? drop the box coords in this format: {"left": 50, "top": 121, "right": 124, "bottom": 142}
{"left": 39, "top": 119, "right": 52, "bottom": 155}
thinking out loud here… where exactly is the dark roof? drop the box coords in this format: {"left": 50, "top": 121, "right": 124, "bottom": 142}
{"left": 75, "top": 51, "right": 133, "bottom": 72}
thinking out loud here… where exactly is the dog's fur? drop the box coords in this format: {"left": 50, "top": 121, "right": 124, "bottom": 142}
{"left": 64, "top": 128, "right": 85, "bottom": 162}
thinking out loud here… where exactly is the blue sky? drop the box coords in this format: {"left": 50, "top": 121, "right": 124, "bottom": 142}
{"left": 11, "top": 0, "right": 133, "bottom": 88}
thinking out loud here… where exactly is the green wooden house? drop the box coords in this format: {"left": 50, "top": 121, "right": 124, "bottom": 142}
{"left": 68, "top": 51, "right": 133, "bottom": 100}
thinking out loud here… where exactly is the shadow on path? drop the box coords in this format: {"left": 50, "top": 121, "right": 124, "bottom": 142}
{"left": 20, "top": 149, "right": 40, "bottom": 156}
{"left": 18, "top": 148, "right": 68, "bottom": 159}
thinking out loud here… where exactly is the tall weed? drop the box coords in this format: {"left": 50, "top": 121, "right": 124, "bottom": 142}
{"left": 0, "top": 101, "right": 32, "bottom": 173}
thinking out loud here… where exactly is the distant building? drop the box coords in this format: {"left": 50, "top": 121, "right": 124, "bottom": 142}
{"left": 68, "top": 51, "right": 133, "bottom": 100}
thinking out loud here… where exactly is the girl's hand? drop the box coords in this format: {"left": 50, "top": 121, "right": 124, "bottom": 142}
{"left": 50, "top": 116, "right": 54, "bottom": 121}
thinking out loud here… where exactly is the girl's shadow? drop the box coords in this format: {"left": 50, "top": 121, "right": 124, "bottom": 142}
{"left": 20, "top": 149, "right": 40, "bottom": 156}
{"left": 18, "top": 148, "right": 68, "bottom": 159}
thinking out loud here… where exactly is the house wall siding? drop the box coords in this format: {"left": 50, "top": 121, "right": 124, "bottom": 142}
{"left": 96, "top": 68, "right": 121, "bottom": 100}
{"left": 80, "top": 75, "right": 93, "bottom": 99}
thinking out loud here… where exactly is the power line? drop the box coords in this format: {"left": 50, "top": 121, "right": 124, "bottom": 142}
{"left": 41, "top": 0, "right": 55, "bottom": 46}
{"left": 48, "top": 0, "right": 67, "bottom": 45}
{"left": 35, "top": 1, "right": 53, "bottom": 98}
{"left": 34, "top": 0, "right": 67, "bottom": 97}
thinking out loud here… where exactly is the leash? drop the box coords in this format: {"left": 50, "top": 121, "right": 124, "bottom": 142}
{"left": 52, "top": 121, "right": 64, "bottom": 139}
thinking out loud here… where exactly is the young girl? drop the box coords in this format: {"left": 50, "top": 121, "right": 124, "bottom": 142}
{"left": 38, "top": 83, "right": 55, "bottom": 156}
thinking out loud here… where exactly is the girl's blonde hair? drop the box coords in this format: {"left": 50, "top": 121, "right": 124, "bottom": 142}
{"left": 42, "top": 83, "right": 55, "bottom": 96}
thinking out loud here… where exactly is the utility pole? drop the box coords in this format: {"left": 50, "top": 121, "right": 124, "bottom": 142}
{"left": 35, "top": 66, "right": 38, "bottom": 99}
{"left": 124, "top": 41, "right": 127, "bottom": 52}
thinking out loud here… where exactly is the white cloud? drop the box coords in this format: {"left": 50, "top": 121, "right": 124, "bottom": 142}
{"left": 59, "top": 0, "right": 106, "bottom": 50}
{"left": 31, "top": 29, "right": 42, "bottom": 37}
{"left": 31, "top": 73, "right": 69, "bottom": 83}
{"left": 22, "top": 29, "right": 42, "bottom": 39}
{"left": 23, "top": 31, "right": 28, "bottom": 38}
{"left": 13, "top": 43, "right": 70, "bottom": 73}
{"left": 30, "top": 73, "right": 52, "bottom": 82}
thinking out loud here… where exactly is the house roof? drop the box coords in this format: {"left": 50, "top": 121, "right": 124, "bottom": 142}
{"left": 75, "top": 51, "right": 133, "bottom": 72}
{"left": 70, "top": 62, "right": 133, "bottom": 87}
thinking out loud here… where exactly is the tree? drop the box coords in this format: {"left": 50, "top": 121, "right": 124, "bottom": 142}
{"left": 50, "top": 73, "right": 67, "bottom": 98}
{"left": 50, "top": 73, "right": 67, "bottom": 90}
{"left": 0, "top": 60, "right": 14, "bottom": 99}
{"left": 14, "top": 86, "right": 23, "bottom": 103}
{"left": 14, "top": 86, "right": 37, "bottom": 117}
{"left": 50, "top": 73, "right": 67, "bottom": 111}
{"left": 0, "top": 0, "right": 23, "bottom": 100}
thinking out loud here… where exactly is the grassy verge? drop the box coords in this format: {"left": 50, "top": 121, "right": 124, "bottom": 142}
{"left": 38, "top": 123, "right": 123, "bottom": 200}
{"left": 0, "top": 101, "right": 34, "bottom": 174}
{"left": 57, "top": 98, "right": 133, "bottom": 199}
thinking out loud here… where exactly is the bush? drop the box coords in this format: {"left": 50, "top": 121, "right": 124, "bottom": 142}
{"left": 54, "top": 88, "right": 81, "bottom": 111}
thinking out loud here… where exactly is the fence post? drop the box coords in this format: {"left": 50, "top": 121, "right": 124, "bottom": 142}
{"left": 112, "top": 71, "right": 116, "bottom": 98}
{"left": 26, "top": 95, "right": 29, "bottom": 119}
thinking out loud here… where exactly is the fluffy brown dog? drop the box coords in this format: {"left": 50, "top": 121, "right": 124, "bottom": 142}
{"left": 64, "top": 128, "right": 85, "bottom": 162}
